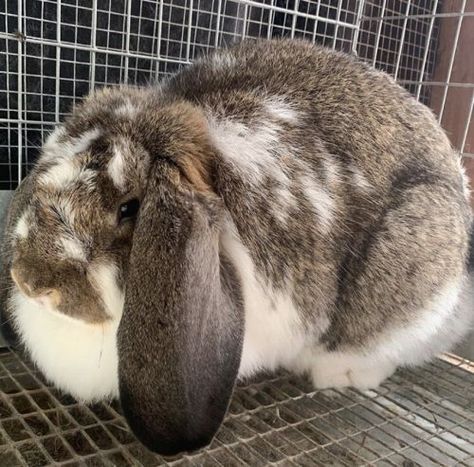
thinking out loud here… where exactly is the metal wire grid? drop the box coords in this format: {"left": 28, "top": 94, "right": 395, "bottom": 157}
{"left": 0, "top": 349, "right": 471, "bottom": 466}
{"left": 1, "top": 0, "right": 473, "bottom": 189}
{"left": 357, "top": 1, "right": 441, "bottom": 98}
{"left": 358, "top": 0, "right": 474, "bottom": 159}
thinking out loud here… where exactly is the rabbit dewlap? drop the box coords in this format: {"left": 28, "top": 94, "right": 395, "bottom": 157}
{"left": 1, "top": 39, "right": 472, "bottom": 455}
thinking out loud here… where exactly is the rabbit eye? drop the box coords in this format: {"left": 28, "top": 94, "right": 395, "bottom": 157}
{"left": 119, "top": 198, "right": 140, "bottom": 222}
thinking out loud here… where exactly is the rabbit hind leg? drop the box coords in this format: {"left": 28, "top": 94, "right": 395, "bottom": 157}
{"left": 307, "top": 181, "right": 468, "bottom": 391}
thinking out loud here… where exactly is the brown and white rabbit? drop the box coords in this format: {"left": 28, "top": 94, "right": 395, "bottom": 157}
{"left": 1, "top": 39, "right": 472, "bottom": 455}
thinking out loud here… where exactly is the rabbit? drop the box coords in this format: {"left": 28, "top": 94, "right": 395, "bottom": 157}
{"left": 1, "top": 38, "right": 473, "bottom": 455}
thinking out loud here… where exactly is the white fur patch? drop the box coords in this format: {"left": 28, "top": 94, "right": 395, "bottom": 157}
{"left": 302, "top": 347, "right": 396, "bottom": 390}
{"left": 71, "top": 128, "right": 100, "bottom": 155}
{"left": 322, "top": 157, "right": 340, "bottom": 188}
{"left": 300, "top": 175, "right": 335, "bottom": 234}
{"left": 264, "top": 97, "right": 299, "bottom": 124}
{"left": 209, "top": 116, "right": 302, "bottom": 223}
{"left": 221, "top": 223, "right": 309, "bottom": 377}
{"left": 59, "top": 237, "right": 87, "bottom": 262}
{"left": 456, "top": 156, "right": 471, "bottom": 202}
{"left": 15, "top": 210, "right": 31, "bottom": 239}
{"left": 208, "top": 118, "right": 284, "bottom": 185}
{"left": 70, "top": 128, "right": 101, "bottom": 155}
{"left": 43, "top": 127, "right": 66, "bottom": 152}
{"left": 11, "top": 291, "right": 121, "bottom": 402}
{"left": 350, "top": 165, "right": 372, "bottom": 192}
{"left": 39, "top": 158, "right": 96, "bottom": 190}
{"left": 41, "top": 128, "right": 101, "bottom": 163}
{"left": 374, "top": 279, "right": 465, "bottom": 365}
{"left": 39, "top": 158, "right": 80, "bottom": 188}
{"left": 108, "top": 145, "right": 126, "bottom": 190}
{"left": 211, "top": 53, "right": 236, "bottom": 69}
{"left": 115, "top": 100, "right": 137, "bottom": 118}
{"left": 273, "top": 185, "right": 298, "bottom": 224}
{"left": 88, "top": 263, "right": 124, "bottom": 321}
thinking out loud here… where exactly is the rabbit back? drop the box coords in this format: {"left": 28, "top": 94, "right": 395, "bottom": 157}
{"left": 162, "top": 39, "right": 472, "bottom": 383}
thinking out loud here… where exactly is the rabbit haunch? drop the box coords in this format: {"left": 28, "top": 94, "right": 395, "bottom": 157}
{"left": 2, "top": 39, "right": 472, "bottom": 409}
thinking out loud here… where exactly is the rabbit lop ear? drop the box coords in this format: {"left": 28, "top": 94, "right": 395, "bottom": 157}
{"left": 117, "top": 161, "right": 244, "bottom": 456}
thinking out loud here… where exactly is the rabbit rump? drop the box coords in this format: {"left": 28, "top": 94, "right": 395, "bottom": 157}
{"left": 1, "top": 39, "right": 472, "bottom": 455}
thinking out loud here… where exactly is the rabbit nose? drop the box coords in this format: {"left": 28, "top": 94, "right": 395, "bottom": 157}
{"left": 10, "top": 268, "right": 61, "bottom": 308}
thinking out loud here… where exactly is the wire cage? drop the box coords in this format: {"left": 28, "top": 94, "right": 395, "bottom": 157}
{"left": 0, "top": 351, "right": 471, "bottom": 466}
{"left": 0, "top": 0, "right": 473, "bottom": 465}
{"left": 1, "top": 0, "right": 473, "bottom": 189}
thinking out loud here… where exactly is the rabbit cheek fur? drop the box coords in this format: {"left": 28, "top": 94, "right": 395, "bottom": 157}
{"left": 1, "top": 39, "right": 472, "bottom": 454}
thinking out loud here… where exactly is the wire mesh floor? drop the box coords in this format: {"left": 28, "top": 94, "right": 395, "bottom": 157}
{"left": 0, "top": 350, "right": 472, "bottom": 466}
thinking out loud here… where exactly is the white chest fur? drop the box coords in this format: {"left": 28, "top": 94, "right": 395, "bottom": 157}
{"left": 220, "top": 227, "right": 308, "bottom": 378}
{"left": 11, "top": 291, "right": 120, "bottom": 402}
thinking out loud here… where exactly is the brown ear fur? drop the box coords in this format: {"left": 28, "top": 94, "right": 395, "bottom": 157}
{"left": 162, "top": 102, "right": 214, "bottom": 192}
{"left": 138, "top": 101, "right": 215, "bottom": 194}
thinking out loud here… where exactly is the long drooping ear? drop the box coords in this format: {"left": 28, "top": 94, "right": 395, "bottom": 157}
{"left": 117, "top": 162, "right": 243, "bottom": 456}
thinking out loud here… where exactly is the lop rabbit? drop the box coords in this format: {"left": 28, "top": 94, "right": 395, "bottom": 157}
{"left": 1, "top": 39, "right": 472, "bottom": 455}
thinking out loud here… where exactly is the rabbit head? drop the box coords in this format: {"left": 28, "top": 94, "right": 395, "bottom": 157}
{"left": 3, "top": 86, "right": 244, "bottom": 455}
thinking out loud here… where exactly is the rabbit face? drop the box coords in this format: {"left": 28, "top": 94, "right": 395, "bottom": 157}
{"left": 9, "top": 126, "right": 148, "bottom": 324}
{"left": 7, "top": 77, "right": 221, "bottom": 331}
